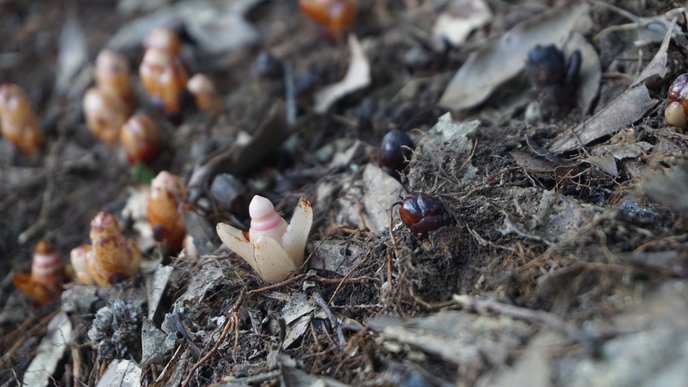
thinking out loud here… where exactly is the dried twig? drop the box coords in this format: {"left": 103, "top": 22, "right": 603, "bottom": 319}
{"left": 248, "top": 273, "right": 373, "bottom": 296}
{"left": 181, "top": 287, "right": 247, "bottom": 387}
{"left": 154, "top": 344, "right": 184, "bottom": 385}
{"left": 313, "top": 292, "right": 346, "bottom": 351}
{"left": 169, "top": 314, "right": 201, "bottom": 358}
{"left": 213, "top": 369, "right": 281, "bottom": 386}
{"left": 248, "top": 274, "right": 306, "bottom": 295}
{"left": 452, "top": 294, "right": 597, "bottom": 352}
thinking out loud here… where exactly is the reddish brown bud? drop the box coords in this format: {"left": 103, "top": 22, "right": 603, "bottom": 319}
{"left": 0, "top": 83, "right": 43, "bottom": 157}
{"left": 147, "top": 171, "right": 187, "bottom": 253}
{"left": 120, "top": 114, "right": 160, "bottom": 164}
{"left": 83, "top": 87, "right": 128, "bottom": 146}
{"left": 95, "top": 50, "right": 134, "bottom": 114}
{"left": 187, "top": 74, "right": 221, "bottom": 113}
{"left": 13, "top": 241, "right": 63, "bottom": 305}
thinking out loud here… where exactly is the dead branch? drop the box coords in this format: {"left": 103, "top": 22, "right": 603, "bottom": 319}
{"left": 181, "top": 287, "right": 247, "bottom": 387}
{"left": 452, "top": 294, "right": 597, "bottom": 352}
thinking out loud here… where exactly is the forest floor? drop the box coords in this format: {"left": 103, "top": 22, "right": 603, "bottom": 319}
{"left": 2, "top": 0, "right": 688, "bottom": 386}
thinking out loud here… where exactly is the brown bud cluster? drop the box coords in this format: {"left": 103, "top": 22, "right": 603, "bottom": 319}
{"left": 0, "top": 83, "right": 43, "bottom": 157}
{"left": 84, "top": 50, "right": 134, "bottom": 147}
{"left": 70, "top": 212, "right": 141, "bottom": 287}
{"left": 147, "top": 171, "right": 188, "bottom": 253}
{"left": 13, "top": 241, "right": 63, "bottom": 305}
{"left": 140, "top": 28, "right": 189, "bottom": 117}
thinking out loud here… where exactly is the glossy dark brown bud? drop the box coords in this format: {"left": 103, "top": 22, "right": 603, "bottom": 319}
{"left": 399, "top": 192, "right": 451, "bottom": 235}
{"left": 668, "top": 73, "right": 688, "bottom": 105}
{"left": 665, "top": 73, "right": 688, "bottom": 131}
{"left": 378, "top": 130, "right": 414, "bottom": 179}
{"left": 526, "top": 44, "right": 566, "bottom": 90}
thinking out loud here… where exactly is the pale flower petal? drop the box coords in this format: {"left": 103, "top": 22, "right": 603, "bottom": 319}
{"left": 253, "top": 236, "right": 297, "bottom": 282}
{"left": 281, "top": 197, "right": 313, "bottom": 267}
{"left": 216, "top": 223, "right": 257, "bottom": 271}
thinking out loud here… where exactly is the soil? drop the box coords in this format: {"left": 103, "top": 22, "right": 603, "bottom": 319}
{"left": 1, "top": 0, "right": 688, "bottom": 386}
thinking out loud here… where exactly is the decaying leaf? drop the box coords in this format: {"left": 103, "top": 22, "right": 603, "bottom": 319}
{"left": 510, "top": 151, "right": 557, "bottom": 173}
{"left": 485, "top": 332, "right": 560, "bottom": 387}
{"left": 335, "top": 164, "right": 404, "bottom": 234}
{"left": 96, "top": 360, "right": 142, "bottom": 387}
{"left": 565, "top": 33, "right": 601, "bottom": 114}
{"left": 315, "top": 35, "right": 371, "bottom": 113}
{"left": 407, "top": 114, "right": 479, "bottom": 190}
{"left": 642, "top": 163, "right": 688, "bottom": 215}
{"left": 432, "top": 0, "right": 492, "bottom": 48}
{"left": 439, "top": 3, "right": 589, "bottom": 110}
{"left": 369, "top": 311, "right": 534, "bottom": 368}
{"left": 56, "top": 14, "right": 88, "bottom": 97}
{"left": 145, "top": 265, "right": 174, "bottom": 320}
{"left": 278, "top": 353, "right": 350, "bottom": 387}
{"left": 171, "top": 265, "right": 223, "bottom": 314}
{"left": 142, "top": 319, "right": 175, "bottom": 365}
{"left": 561, "top": 281, "right": 688, "bottom": 387}
{"left": 282, "top": 292, "right": 317, "bottom": 348}
{"left": 584, "top": 151, "right": 618, "bottom": 176}
{"left": 548, "top": 84, "right": 657, "bottom": 153}
{"left": 591, "top": 129, "right": 653, "bottom": 161}
{"left": 23, "top": 312, "right": 71, "bottom": 387}
{"left": 594, "top": 3, "right": 685, "bottom": 48}
{"left": 632, "top": 16, "right": 676, "bottom": 86}
{"left": 181, "top": 1, "right": 259, "bottom": 55}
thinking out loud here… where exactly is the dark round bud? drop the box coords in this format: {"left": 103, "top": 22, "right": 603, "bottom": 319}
{"left": 526, "top": 44, "right": 566, "bottom": 90}
{"left": 378, "top": 130, "right": 414, "bottom": 179}
{"left": 399, "top": 192, "right": 451, "bottom": 235}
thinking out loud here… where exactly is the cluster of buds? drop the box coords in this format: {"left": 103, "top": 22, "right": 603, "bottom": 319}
{"left": 147, "top": 171, "right": 188, "bottom": 253}
{"left": 12, "top": 241, "right": 63, "bottom": 305}
{"left": 139, "top": 28, "right": 189, "bottom": 118}
{"left": 83, "top": 50, "right": 134, "bottom": 147}
{"left": 70, "top": 212, "right": 141, "bottom": 287}
{"left": 140, "top": 27, "right": 220, "bottom": 116}
{"left": 0, "top": 83, "right": 43, "bottom": 157}
{"left": 82, "top": 49, "right": 161, "bottom": 164}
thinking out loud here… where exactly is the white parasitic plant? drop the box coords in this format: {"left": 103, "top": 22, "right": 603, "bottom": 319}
{"left": 216, "top": 195, "right": 313, "bottom": 282}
